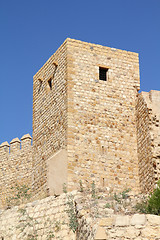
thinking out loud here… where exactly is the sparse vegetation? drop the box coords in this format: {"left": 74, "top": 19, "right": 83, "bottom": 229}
{"left": 63, "top": 183, "right": 67, "bottom": 193}
{"left": 135, "top": 200, "right": 148, "bottom": 214}
{"left": 66, "top": 194, "right": 78, "bottom": 233}
{"left": 113, "top": 188, "right": 131, "bottom": 204}
{"left": 6, "top": 184, "right": 31, "bottom": 208}
{"left": 105, "top": 203, "right": 111, "bottom": 208}
{"left": 79, "top": 180, "right": 84, "bottom": 192}
{"left": 91, "top": 181, "right": 96, "bottom": 199}
{"left": 136, "top": 181, "right": 160, "bottom": 215}
{"left": 4, "top": 181, "right": 160, "bottom": 240}
{"left": 17, "top": 207, "right": 39, "bottom": 240}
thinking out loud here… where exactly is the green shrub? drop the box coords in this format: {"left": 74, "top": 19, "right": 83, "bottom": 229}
{"left": 135, "top": 200, "right": 148, "bottom": 214}
{"left": 66, "top": 194, "right": 78, "bottom": 233}
{"left": 121, "top": 188, "right": 131, "bottom": 199}
{"left": 105, "top": 203, "right": 111, "bottom": 208}
{"left": 135, "top": 181, "right": 160, "bottom": 215}
{"left": 147, "top": 181, "right": 160, "bottom": 215}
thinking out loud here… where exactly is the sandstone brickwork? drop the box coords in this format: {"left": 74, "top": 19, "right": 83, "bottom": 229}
{"left": 94, "top": 214, "right": 160, "bottom": 239}
{"left": 0, "top": 192, "right": 76, "bottom": 240}
{"left": 32, "top": 40, "right": 68, "bottom": 199}
{"left": 1, "top": 191, "right": 160, "bottom": 240}
{"left": 137, "top": 90, "right": 160, "bottom": 192}
{"left": 0, "top": 134, "right": 32, "bottom": 208}
{"left": 32, "top": 38, "right": 141, "bottom": 197}
{"left": 66, "top": 39, "right": 140, "bottom": 193}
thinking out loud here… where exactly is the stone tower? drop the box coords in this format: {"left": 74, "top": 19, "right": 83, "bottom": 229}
{"left": 32, "top": 38, "right": 140, "bottom": 197}
{"left": 1, "top": 38, "right": 160, "bottom": 210}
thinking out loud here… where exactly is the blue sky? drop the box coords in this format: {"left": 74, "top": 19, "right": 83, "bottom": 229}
{"left": 0, "top": 0, "right": 160, "bottom": 144}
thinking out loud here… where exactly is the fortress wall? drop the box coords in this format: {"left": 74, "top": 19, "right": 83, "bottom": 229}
{"left": 137, "top": 90, "right": 160, "bottom": 192}
{"left": 0, "top": 134, "right": 32, "bottom": 208}
{"left": 149, "top": 91, "right": 160, "bottom": 183}
{"left": 66, "top": 39, "right": 140, "bottom": 192}
{"left": 136, "top": 92, "right": 154, "bottom": 192}
{"left": 32, "top": 40, "right": 68, "bottom": 198}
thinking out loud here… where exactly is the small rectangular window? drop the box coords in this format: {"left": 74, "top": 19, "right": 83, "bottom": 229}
{"left": 99, "top": 67, "right": 108, "bottom": 81}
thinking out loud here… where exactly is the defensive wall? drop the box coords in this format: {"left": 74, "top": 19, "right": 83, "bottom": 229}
{"left": 137, "top": 90, "right": 160, "bottom": 192}
{"left": 0, "top": 39, "right": 160, "bottom": 209}
{"left": 0, "top": 134, "right": 32, "bottom": 208}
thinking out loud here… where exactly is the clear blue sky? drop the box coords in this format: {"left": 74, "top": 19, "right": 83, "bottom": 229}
{"left": 0, "top": 0, "right": 160, "bottom": 144}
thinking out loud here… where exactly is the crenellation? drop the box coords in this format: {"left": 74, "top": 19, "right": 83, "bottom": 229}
{"left": 10, "top": 137, "right": 21, "bottom": 153}
{"left": 0, "top": 141, "right": 10, "bottom": 154}
{"left": 21, "top": 134, "right": 32, "bottom": 150}
{"left": 0, "top": 135, "right": 33, "bottom": 208}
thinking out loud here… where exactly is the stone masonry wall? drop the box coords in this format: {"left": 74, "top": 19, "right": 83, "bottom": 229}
{"left": 1, "top": 191, "right": 160, "bottom": 240}
{"left": 66, "top": 38, "right": 140, "bottom": 192}
{"left": 0, "top": 134, "right": 32, "bottom": 209}
{"left": 94, "top": 214, "right": 160, "bottom": 239}
{"left": 32, "top": 40, "right": 68, "bottom": 198}
{"left": 0, "top": 192, "right": 76, "bottom": 240}
{"left": 136, "top": 92, "right": 154, "bottom": 192}
{"left": 136, "top": 90, "right": 160, "bottom": 192}
{"left": 149, "top": 91, "right": 160, "bottom": 184}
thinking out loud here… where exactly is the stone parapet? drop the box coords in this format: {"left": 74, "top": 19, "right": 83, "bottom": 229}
{"left": 0, "top": 134, "right": 32, "bottom": 155}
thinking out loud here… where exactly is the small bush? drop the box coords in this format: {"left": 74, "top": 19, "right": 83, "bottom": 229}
{"left": 135, "top": 181, "right": 160, "bottom": 215}
{"left": 105, "top": 203, "right": 111, "bottom": 208}
{"left": 121, "top": 188, "right": 131, "bottom": 199}
{"left": 135, "top": 200, "right": 148, "bottom": 214}
{"left": 147, "top": 181, "right": 160, "bottom": 215}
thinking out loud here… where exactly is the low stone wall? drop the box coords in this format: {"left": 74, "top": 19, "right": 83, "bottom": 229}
{"left": 1, "top": 191, "right": 160, "bottom": 240}
{"left": 95, "top": 214, "right": 160, "bottom": 240}
{"left": 0, "top": 192, "right": 76, "bottom": 240}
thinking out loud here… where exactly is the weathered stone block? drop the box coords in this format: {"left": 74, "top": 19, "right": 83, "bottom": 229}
{"left": 130, "top": 214, "right": 146, "bottom": 226}
{"left": 95, "top": 226, "right": 107, "bottom": 240}
{"left": 115, "top": 215, "right": 130, "bottom": 226}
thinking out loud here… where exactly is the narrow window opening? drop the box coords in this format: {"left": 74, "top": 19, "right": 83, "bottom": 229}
{"left": 102, "top": 178, "right": 105, "bottom": 187}
{"left": 38, "top": 79, "right": 43, "bottom": 93}
{"left": 102, "top": 145, "right": 104, "bottom": 154}
{"left": 48, "top": 78, "right": 52, "bottom": 90}
{"left": 99, "top": 67, "right": 108, "bottom": 81}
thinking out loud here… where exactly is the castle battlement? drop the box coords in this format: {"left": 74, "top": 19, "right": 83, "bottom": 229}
{"left": 0, "top": 134, "right": 32, "bottom": 154}
{"left": 0, "top": 134, "right": 33, "bottom": 207}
